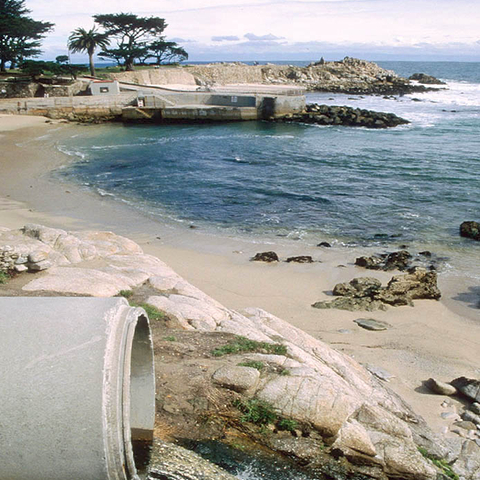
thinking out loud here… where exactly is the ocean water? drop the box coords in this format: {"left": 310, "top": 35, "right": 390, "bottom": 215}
{"left": 55, "top": 61, "right": 480, "bottom": 275}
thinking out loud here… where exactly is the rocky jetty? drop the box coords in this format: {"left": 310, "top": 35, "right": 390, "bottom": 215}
{"left": 275, "top": 103, "right": 409, "bottom": 129}
{"left": 409, "top": 73, "right": 446, "bottom": 85}
{"left": 460, "top": 221, "right": 480, "bottom": 241}
{"left": 1, "top": 224, "right": 476, "bottom": 480}
{"left": 312, "top": 268, "right": 441, "bottom": 311}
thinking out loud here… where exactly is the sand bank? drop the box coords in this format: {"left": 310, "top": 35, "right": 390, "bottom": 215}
{"left": 0, "top": 114, "right": 478, "bottom": 437}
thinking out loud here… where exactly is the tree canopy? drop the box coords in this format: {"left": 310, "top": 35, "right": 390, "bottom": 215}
{"left": 0, "top": 0, "right": 54, "bottom": 71}
{"left": 68, "top": 27, "right": 109, "bottom": 76}
{"left": 147, "top": 40, "right": 188, "bottom": 65}
{"left": 93, "top": 13, "right": 187, "bottom": 70}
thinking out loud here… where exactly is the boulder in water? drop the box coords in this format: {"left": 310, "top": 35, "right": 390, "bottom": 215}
{"left": 409, "top": 73, "right": 446, "bottom": 85}
{"left": 460, "top": 221, "right": 480, "bottom": 241}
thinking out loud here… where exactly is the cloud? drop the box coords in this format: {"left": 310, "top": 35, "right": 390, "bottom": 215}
{"left": 170, "top": 37, "right": 196, "bottom": 43}
{"left": 211, "top": 35, "right": 240, "bottom": 42}
{"left": 244, "top": 33, "right": 284, "bottom": 42}
{"left": 26, "top": 0, "right": 480, "bottom": 62}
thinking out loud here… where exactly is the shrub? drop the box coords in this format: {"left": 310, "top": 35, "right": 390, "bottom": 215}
{"left": 234, "top": 398, "right": 277, "bottom": 426}
{"left": 119, "top": 289, "right": 133, "bottom": 298}
{"left": 277, "top": 418, "right": 298, "bottom": 432}
{"left": 418, "top": 447, "right": 459, "bottom": 480}
{"left": 0, "top": 270, "right": 10, "bottom": 284}
{"left": 212, "top": 336, "right": 287, "bottom": 357}
{"left": 238, "top": 360, "right": 265, "bottom": 371}
{"left": 131, "top": 302, "right": 166, "bottom": 321}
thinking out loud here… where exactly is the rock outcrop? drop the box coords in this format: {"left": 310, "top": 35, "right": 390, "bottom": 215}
{"left": 110, "top": 57, "right": 434, "bottom": 95}
{"left": 274, "top": 103, "right": 409, "bottom": 129}
{"left": 409, "top": 73, "right": 446, "bottom": 85}
{"left": 355, "top": 249, "right": 439, "bottom": 272}
{"left": 451, "top": 377, "right": 480, "bottom": 403}
{"left": 312, "top": 268, "right": 441, "bottom": 311}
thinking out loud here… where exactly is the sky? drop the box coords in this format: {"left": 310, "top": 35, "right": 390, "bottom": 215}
{"left": 27, "top": 0, "right": 480, "bottom": 62}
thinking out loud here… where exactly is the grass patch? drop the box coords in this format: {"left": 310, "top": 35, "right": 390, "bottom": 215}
{"left": 131, "top": 302, "right": 167, "bottom": 321}
{"left": 418, "top": 447, "right": 459, "bottom": 480}
{"left": 280, "top": 368, "right": 291, "bottom": 376}
{"left": 212, "top": 336, "right": 287, "bottom": 357}
{"left": 119, "top": 289, "right": 134, "bottom": 298}
{"left": 276, "top": 418, "right": 298, "bottom": 432}
{"left": 0, "top": 270, "right": 10, "bottom": 284}
{"left": 234, "top": 398, "right": 277, "bottom": 426}
{"left": 238, "top": 360, "right": 265, "bottom": 371}
{"left": 164, "top": 336, "right": 177, "bottom": 342}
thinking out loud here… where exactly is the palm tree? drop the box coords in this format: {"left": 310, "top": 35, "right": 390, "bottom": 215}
{"left": 68, "top": 27, "right": 110, "bottom": 77}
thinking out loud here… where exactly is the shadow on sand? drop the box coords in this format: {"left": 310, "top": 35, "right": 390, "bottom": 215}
{"left": 452, "top": 286, "right": 480, "bottom": 310}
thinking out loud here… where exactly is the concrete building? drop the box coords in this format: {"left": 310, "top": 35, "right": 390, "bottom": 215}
{"left": 89, "top": 80, "right": 120, "bottom": 96}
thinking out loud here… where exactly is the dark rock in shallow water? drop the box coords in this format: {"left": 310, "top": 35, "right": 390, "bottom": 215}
{"left": 355, "top": 255, "right": 384, "bottom": 270}
{"left": 354, "top": 318, "right": 392, "bottom": 331}
{"left": 313, "top": 268, "right": 441, "bottom": 311}
{"left": 355, "top": 250, "right": 438, "bottom": 272}
{"left": 285, "top": 255, "right": 314, "bottom": 263}
{"left": 251, "top": 251, "right": 279, "bottom": 262}
{"left": 409, "top": 73, "right": 446, "bottom": 85}
{"left": 460, "top": 221, "right": 480, "bottom": 241}
{"left": 384, "top": 250, "right": 412, "bottom": 270}
{"left": 451, "top": 377, "right": 480, "bottom": 402}
{"left": 317, "top": 241, "right": 331, "bottom": 247}
{"left": 355, "top": 250, "right": 412, "bottom": 271}
{"left": 274, "top": 104, "right": 409, "bottom": 129}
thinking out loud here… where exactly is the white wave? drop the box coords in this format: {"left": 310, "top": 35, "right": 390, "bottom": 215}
{"left": 96, "top": 188, "right": 114, "bottom": 197}
{"left": 57, "top": 145, "right": 88, "bottom": 161}
{"left": 406, "top": 80, "right": 480, "bottom": 107}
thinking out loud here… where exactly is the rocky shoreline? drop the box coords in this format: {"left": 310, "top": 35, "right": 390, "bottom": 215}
{"left": 182, "top": 57, "right": 438, "bottom": 95}
{"left": 1, "top": 224, "right": 479, "bottom": 480}
{"left": 273, "top": 103, "right": 409, "bottom": 129}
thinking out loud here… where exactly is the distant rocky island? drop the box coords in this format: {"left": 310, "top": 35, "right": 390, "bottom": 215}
{"left": 110, "top": 57, "right": 441, "bottom": 96}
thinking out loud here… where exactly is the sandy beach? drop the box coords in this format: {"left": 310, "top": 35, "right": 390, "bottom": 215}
{"left": 0, "top": 114, "right": 479, "bottom": 438}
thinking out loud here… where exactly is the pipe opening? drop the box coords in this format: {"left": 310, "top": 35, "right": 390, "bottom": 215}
{"left": 128, "top": 314, "right": 155, "bottom": 478}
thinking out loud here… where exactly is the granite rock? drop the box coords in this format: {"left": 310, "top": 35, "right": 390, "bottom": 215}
{"left": 425, "top": 378, "right": 458, "bottom": 396}
{"left": 451, "top": 377, "right": 480, "bottom": 402}
{"left": 212, "top": 365, "right": 260, "bottom": 392}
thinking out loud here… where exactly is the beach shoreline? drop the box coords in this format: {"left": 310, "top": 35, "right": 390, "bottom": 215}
{"left": 0, "top": 114, "right": 479, "bottom": 439}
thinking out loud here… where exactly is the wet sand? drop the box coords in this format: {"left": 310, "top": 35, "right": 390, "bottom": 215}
{"left": 0, "top": 114, "right": 479, "bottom": 437}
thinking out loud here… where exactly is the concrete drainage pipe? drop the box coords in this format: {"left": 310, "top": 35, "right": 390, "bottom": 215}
{"left": 0, "top": 297, "right": 155, "bottom": 480}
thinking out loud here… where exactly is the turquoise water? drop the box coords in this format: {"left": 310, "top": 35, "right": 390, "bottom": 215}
{"left": 56, "top": 62, "right": 480, "bottom": 252}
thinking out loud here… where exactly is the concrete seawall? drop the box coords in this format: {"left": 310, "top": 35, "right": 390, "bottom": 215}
{"left": 0, "top": 93, "right": 137, "bottom": 118}
{"left": 0, "top": 88, "right": 306, "bottom": 122}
